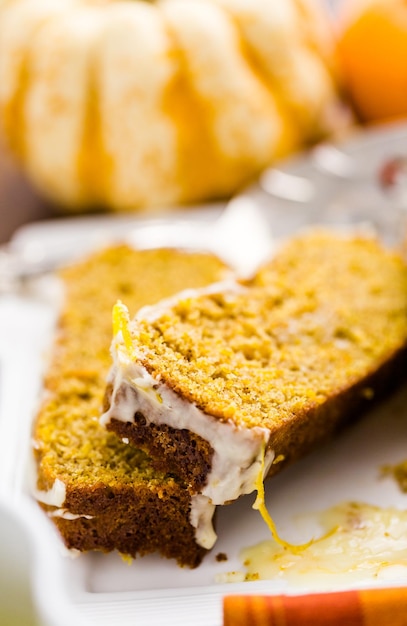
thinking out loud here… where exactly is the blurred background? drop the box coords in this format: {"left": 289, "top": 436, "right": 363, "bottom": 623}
{"left": 0, "top": 0, "right": 405, "bottom": 244}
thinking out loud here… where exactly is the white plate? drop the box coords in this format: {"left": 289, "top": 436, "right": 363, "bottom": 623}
{"left": 2, "top": 121, "right": 407, "bottom": 626}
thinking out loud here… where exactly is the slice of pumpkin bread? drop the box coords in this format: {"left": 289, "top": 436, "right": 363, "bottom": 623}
{"left": 102, "top": 230, "right": 407, "bottom": 550}
{"left": 33, "top": 245, "right": 228, "bottom": 567}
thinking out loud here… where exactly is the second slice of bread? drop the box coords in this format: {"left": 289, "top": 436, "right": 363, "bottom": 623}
{"left": 102, "top": 230, "right": 407, "bottom": 549}
{"left": 33, "top": 245, "right": 228, "bottom": 566}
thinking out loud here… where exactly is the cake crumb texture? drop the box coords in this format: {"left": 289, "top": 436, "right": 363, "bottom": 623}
{"left": 33, "top": 245, "right": 226, "bottom": 567}
{"left": 133, "top": 231, "right": 407, "bottom": 433}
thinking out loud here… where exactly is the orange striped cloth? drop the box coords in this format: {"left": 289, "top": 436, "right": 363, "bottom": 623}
{"left": 223, "top": 588, "right": 407, "bottom": 626}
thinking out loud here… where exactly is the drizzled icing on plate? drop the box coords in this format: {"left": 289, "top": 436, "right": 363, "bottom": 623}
{"left": 217, "top": 502, "right": 407, "bottom": 588}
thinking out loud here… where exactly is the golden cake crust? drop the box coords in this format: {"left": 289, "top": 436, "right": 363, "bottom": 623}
{"left": 33, "top": 244, "right": 227, "bottom": 567}
{"left": 102, "top": 231, "right": 407, "bottom": 498}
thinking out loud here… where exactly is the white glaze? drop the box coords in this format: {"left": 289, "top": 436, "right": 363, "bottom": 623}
{"left": 101, "top": 337, "right": 274, "bottom": 549}
{"left": 34, "top": 478, "right": 66, "bottom": 508}
{"left": 48, "top": 509, "right": 94, "bottom": 521}
{"left": 237, "top": 502, "right": 407, "bottom": 589}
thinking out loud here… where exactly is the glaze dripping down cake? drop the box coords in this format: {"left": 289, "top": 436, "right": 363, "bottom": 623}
{"left": 32, "top": 245, "right": 228, "bottom": 567}
{"left": 102, "top": 230, "right": 407, "bottom": 549}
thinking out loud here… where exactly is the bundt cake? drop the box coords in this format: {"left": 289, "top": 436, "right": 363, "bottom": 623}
{"left": 102, "top": 230, "right": 407, "bottom": 549}
{"left": 0, "top": 0, "right": 342, "bottom": 212}
{"left": 32, "top": 244, "right": 228, "bottom": 567}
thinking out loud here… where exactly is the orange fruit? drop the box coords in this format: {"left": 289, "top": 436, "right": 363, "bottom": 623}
{"left": 337, "top": 0, "right": 407, "bottom": 122}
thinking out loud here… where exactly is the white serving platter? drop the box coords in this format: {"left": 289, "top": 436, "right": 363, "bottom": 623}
{"left": 2, "top": 120, "right": 407, "bottom": 626}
